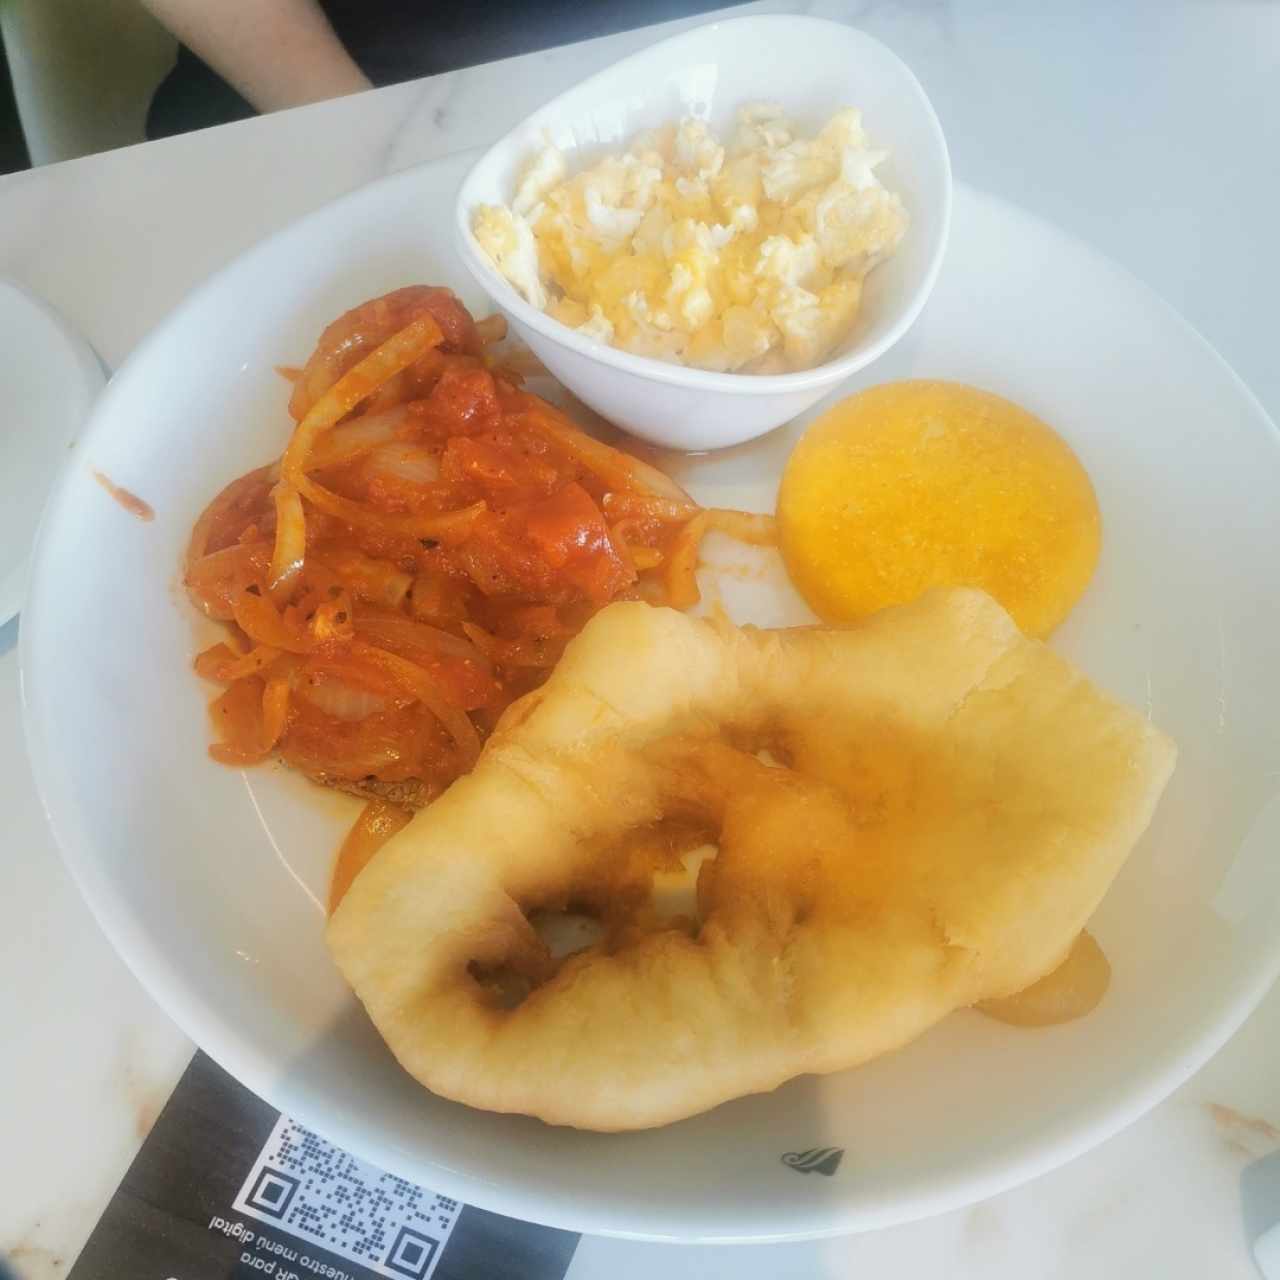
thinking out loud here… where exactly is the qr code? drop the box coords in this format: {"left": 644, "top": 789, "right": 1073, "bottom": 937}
{"left": 232, "top": 1115, "right": 461, "bottom": 1280}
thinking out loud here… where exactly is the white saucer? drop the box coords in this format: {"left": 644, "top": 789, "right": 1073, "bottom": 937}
{"left": 0, "top": 280, "right": 106, "bottom": 625}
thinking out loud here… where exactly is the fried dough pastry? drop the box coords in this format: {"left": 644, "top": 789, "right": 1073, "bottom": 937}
{"left": 328, "top": 589, "right": 1175, "bottom": 1130}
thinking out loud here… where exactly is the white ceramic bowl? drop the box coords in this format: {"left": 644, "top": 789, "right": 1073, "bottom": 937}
{"left": 455, "top": 14, "right": 951, "bottom": 450}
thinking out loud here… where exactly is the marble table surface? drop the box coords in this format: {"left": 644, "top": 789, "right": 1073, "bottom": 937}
{"left": 3, "top": 1, "right": 1278, "bottom": 1275}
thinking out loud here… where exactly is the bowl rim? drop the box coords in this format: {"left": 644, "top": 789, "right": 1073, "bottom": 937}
{"left": 453, "top": 12, "right": 953, "bottom": 395}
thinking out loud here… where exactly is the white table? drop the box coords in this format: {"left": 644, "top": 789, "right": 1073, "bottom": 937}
{"left": 3, "top": 2, "right": 1278, "bottom": 1275}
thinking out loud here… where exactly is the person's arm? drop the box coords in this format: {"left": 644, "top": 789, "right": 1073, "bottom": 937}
{"left": 139, "top": 0, "right": 372, "bottom": 113}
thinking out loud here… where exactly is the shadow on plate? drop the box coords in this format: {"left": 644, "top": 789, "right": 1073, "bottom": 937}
{"left": 273, "top": 995, "right": 841, "bottom": 1239}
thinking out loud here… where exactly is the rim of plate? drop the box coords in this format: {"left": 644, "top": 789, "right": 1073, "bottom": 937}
{"left": 0, "top": 278, "right": 106, "bottom": 625}
{"left": 19, "top": 155, "right": 1280, "bottom": 1241}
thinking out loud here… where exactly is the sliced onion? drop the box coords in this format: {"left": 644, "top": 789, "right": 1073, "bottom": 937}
{"left": 321, "top": 549, "right": 413, "bottom": 609}
{"left": 601, "top": 491, "right": 697, "bottom": 524}
{"left": 195, "top": 643, "right": 282, "bottom": 682}
{"left": 525, "top": 397, "right": 697, "bottom": 510}
{"left": 185, "top": 540, "right": 271, "bottom": 620}
{"left": 355, "top": 612, "right": 489, "bottom": 668}
{"left": 349, "top": 640, "right": 481, "bottom": 763}
{"left": 298, "top": 678, "right": 390, "bottom": 722}
{"left": 268, "top": 482, "right": 307, "bottom": 595}
{"left": 208, "top": 678, "right": 269, "bottom": 765}
{"left": 306, "top": 406, "right": 410, "bottom": 471}
{"left": 609, "top": 519, "right": 663, "bottom": 573}
{"left": 293, "top": 473, "right": 485, "bottom": 544}
{"left": 659, "top": 507, "right": 777, "bottom": 608}
{"left": 261, "top": 675, "right": 292, "bottom": 750}
{"left": 663, "top": 510, "right": 709, "bottom": 610}
{"left": 232, "top": 585, "right": 314, "bottom": 653}
{"left": 475, "top": 314, "right": 508, "bottom": 345}
{"left": 329, "top": 799, "right": 413, "bottom": 915}
{"left": 282, "top": 313, "right": 444, "bottom": 484}
{"left": 362, "top": 442, "right": 442, "bottom": 488}
{"left": 460, "top": 621, "right": 563, "bottom": 669}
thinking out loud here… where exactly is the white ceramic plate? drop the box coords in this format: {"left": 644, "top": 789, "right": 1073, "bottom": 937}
{"left": 22, "top": 148, "right": 1280, "bottom": 1243}
{"left": 0, "top": 280, "right": 104, "bottom": 624}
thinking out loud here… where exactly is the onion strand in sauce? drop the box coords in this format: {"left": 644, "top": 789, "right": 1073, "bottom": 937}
{"left": 184, "top": 287, "right": 760, "bottom": 902}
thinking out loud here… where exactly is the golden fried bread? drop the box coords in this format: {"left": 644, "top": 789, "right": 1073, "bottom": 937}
{"left": 328, "top": 589, "right": 1174, "bottom": 1129}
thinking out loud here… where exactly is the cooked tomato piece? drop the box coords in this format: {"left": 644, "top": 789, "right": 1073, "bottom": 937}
{"left": 186, "top": 288, "right": 712, "bottom": 816}
{"left": 525, "top": 482, "right": 633, "bottom": 601}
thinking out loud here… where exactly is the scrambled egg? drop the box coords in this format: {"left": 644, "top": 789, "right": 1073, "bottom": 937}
{"left": 472, "top": 103, "right": 908, "bottom": 373}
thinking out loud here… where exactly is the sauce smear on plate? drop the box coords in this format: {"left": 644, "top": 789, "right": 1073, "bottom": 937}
{"left": 93, "top": 470, "right": 155, "bottom": 521}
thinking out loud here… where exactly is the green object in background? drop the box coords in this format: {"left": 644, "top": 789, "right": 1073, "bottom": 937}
{"left": 0, "top": 0, "right": 175, "bottom": 166}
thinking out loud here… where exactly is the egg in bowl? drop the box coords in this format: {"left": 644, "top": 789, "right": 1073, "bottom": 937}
{"left": 473, "top": 102, "right": 908, "bottom": 374}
